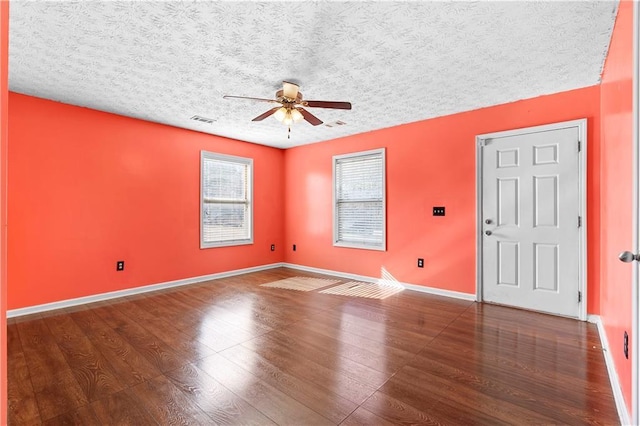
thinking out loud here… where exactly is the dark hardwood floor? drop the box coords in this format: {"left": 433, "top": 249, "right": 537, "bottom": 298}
{"left": 7, "top": 268, "right": 619, "bottom": 425}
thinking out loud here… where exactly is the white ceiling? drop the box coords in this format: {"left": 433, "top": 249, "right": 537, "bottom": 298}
{"left": 9, "top": 1, "right": 618, "bottom": 149}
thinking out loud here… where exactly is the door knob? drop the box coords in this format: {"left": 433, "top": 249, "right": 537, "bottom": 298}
{"left": 619, "top": 251, "right": 640, "bottom": 263}
{"left": 485, "top": 230, "right": 492, "bottom": 236}
{"left": 485, "top": 219, "right": 493, "bottom": 225}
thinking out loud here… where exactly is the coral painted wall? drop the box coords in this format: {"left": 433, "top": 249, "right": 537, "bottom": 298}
{"left": 8, "top": 93, "right": 285, "bottom": 310}
{"left": 284, "top": 85, "right": 602, "bottom": 313}
{"left": 599, "top": 0, "right": 634, "bottom": 415}
{"left": 4, "top": 6, "right": 636, "bottom": 418}
{"left": 1, "top": 1, "right": 8, "bottom": 422}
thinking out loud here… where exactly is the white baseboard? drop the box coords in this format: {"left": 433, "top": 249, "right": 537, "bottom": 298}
{"left": 7, "top": 263, "right": 285, "bottom": 318}
{"left": 400, "top": 281, "right": 477, "bottom": 301}
{"left": 8, "top": 261, "right": 475, "bottom": 318}
{"left": 282, "top": 263, "right": 476, "bottom": 301}
{"left": 589, "top": 315, "right": 631, "bottom": 425}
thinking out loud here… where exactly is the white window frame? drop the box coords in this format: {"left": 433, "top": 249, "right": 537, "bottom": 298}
{"left": 200, "top": 151, "right": 253, "bottom": 248}
{"left": 333, "top": 148, "right": 386, "bottom": 251}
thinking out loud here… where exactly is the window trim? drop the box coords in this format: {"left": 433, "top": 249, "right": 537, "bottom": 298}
{"left": 332, "top": 148, "right": 386, "bottom": 251}
{"left": 200, "top": 151, "right": 254, "bottom": 249}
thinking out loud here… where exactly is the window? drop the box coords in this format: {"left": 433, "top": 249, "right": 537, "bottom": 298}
{"left": 200, "top": 151, "right": 253, "bottom": 248}
{"left": 333, "top": 148, "right": 386, "bottom": 250}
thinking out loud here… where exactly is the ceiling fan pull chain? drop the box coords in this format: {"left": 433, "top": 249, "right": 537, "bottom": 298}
{"left": 288, "top": 126, "right": 291, "bottom": 139}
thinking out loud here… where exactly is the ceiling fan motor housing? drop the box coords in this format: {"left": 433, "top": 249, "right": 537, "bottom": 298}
{"left": 276, "top": 89, "right": 303, "bottom": 103}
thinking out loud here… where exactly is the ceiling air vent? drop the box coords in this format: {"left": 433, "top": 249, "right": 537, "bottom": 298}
{"left": 325, "top": 120, "right": 346, "bottom": 128}
{"left": 190, "top": 115, "right": 216, "bottom": 124}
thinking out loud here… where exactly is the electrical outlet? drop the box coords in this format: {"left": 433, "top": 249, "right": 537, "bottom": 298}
{"left": 271, "top": 244, "right": 275, "bottom": 251}
{"left": 417, "top": 258, "right": 424, "bottom": 268}
{"left": 624, "top": 331, "right": 629, "bottom": 359}
{"left": 293, "top": 244, "right": 296, "bottom": 251}
{"left": 116, "top": 261, "right": 125, "bottom": 271}
{"left": 433, "top": 207, "right": 445, "bottom": 216}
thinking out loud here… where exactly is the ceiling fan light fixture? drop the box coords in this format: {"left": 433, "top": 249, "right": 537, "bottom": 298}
{"left": 274, "top": 107, "right": 304, "bottom": 126}
{"left": 291, "top": 108, "right": 303, "bottom": 122}
{"left": 282, "top": 112, "right": 294, "bottom": 126}
{"left": 274, "top": 106, "right": 288, "bottom": 122}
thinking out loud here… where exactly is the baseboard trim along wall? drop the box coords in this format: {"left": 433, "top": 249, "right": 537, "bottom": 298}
{"left": 588, "top": 315, "right": 630, "bottom": 425}
{"left": 8, "top": 262, "right": 478, "bottom": 318}
{"left": 6, "top": 263, "right": 284, "bottom": 318}
{"left": 281, "top": 263, "right": 477, "bottom": 301}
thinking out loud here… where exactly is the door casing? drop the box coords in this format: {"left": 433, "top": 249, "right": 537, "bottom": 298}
{"left": 631, "top": 1, "right": 639, "bottom": 423}
{"left": 476, "top": 119, "right": 588, "bottom": 321}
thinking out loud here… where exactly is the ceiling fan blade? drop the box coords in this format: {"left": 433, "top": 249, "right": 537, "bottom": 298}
{"left": 252, "top": 107, "right": 281, "bottom": 122}
{"left": 298, "top": 108, "right": 323, "bottom": 126}
{"left": 224, "top": 95, "right": 280, "bottom": 104}
{"left": 305, "top": 100, "right": 352, "bottom": 110}
{"left": 282, "top": 81, "right": 299, "bottom": 100}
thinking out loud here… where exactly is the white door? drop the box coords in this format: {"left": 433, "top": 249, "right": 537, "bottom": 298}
{"left": 479, "top": 121, "right": 584, "bottom": 318}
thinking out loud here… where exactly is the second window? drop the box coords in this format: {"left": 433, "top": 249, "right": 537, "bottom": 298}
{"left": 333, "top": 148, "right": 386, "bottom": 250}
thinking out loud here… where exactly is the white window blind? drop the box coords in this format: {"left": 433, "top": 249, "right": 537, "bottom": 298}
{"left": 333, "top": 149, "right": 386, "bottom": 250}
{"left": 200, "top": 151, "right": 253, "bottom": 248}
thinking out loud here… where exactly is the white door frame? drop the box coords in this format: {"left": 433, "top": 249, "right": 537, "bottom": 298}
{"left": 476, "top": 119, "right": 588, "bottom": 321}
{"left": 631, "top": 1, "right": 639, "bottom": 423}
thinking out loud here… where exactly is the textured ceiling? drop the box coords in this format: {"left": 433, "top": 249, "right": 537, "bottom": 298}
{"left": 9, "top": 1, "right": 618, "bottom": 149}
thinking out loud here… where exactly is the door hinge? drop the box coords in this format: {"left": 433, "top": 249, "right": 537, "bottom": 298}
{"left": 578, "top": 291, "right": 582, "bottom": 303}
{"left": 578, "top": 216, "right": 582, "bottom": 227}
{"left": 578, "top": 141, "right": 581, "bottom": 152}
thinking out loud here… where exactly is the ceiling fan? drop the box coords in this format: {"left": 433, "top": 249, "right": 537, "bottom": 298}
{"left": 223, "top": 81, "right": 351, "bottom": 138}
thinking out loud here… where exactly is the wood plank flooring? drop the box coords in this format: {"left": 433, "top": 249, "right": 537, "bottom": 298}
{"left": 7, "top": 268, "right": 620, "bottom": 425}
